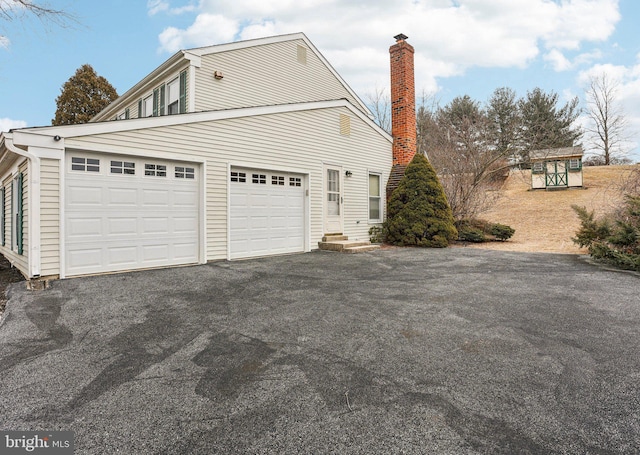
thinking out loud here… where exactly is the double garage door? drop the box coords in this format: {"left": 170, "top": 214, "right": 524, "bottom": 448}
{"left": 229, "top": 167, "right": 305, "bottom": 259}
{"left": 64, "top": 152, "right": 200, "bottom": 277}
{"left": 64, "top": 157, "right": 305, "bottom": 276}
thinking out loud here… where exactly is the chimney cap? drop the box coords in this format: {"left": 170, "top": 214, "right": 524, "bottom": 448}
{"left": 394, "top": 33, "right": 408, "bottom": 42}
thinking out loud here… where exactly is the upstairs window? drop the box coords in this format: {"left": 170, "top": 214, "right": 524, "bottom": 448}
{"left": 167, "top": 77, "right": 180, "bottom": 115}
{"left": 142, "top": 95, "right": 153, "bottom": 117}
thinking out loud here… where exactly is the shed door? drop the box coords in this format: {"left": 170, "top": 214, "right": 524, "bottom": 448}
{"left": 64, "top": 153, "right": 200, "bottom": 277}
{"left": 229, "top": 168, "right": 305, "bottom": 259}
{"left": 545, "top": 161, "right": 568, "bottom": 187}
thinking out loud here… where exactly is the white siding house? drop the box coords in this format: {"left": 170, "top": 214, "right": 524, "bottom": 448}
{"left": 0, "top": 33, "right": 392, "bottom": 279}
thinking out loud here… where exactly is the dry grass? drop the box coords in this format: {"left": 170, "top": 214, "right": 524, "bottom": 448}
{"left": 462, "top": 165, "right": 638, "bottom": 254}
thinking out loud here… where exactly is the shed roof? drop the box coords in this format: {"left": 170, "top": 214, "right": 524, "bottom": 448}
{"left": 530, "top": 146, "right": 583, "bottom": 161}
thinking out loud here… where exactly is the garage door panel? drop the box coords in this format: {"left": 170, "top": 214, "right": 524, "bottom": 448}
{"left": 230, "top": 167, "right": 305, "bottom": 259}
{"left": 142, "top": 217, "right": 170, "bottom": 234}
{"left": 108, "top": 218, "right": 138, "bottom": 235}
{"left": 109, "top": 247, "right": 139, "bottom": 266}
{"left": 68, "top": 218, "right": 103, "bottom": 237}
{"left": 67, "top": 186, "right": 103, "bottom": 205}
{"left": 174, "top": 189, "right": 198, "bottom": 206}
{"left": 107, "top": 187, "right": 138, "bottom": 206}
{"left": 174, "top": 217, "right": 198, "bottom": 234}
{"left": 65, "top": 153, "right": 200, "bottom": 276}
{"left": 143, "top": 189, "right": 171, "bottom": 206}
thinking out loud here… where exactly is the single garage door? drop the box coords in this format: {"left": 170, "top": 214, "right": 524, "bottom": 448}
{"left": 229, "top": 167, "right": 305, "bottom": 259}
{"left": 64, "top": 152, "right": 200, "bottom": 277}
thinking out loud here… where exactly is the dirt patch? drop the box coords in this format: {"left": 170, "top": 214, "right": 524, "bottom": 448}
{"left": 461, "top": 165, "right": 637, "bottom": 254}
{"left": 0, "top": 255, "right": 26, "bottom": 318}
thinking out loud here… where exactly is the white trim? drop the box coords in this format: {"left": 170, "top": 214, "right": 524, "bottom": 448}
{"left": 59, "top": 153, "right": 66, "bottom": 279}
{"left": 188, "top": 64, "right": 196, "bottom": 113}
{"left": 13, "top": 100, "right": 392, "bottom": 144}
{"left": 367, "top": 170, "right": 383, "bottom": 224}
{"left": 2, "top": 136, "right": 41, "bottom": 278}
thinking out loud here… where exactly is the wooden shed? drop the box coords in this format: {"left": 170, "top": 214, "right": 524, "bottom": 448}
{"left": 530, "top": 146, "right": 584, "bottom": 190}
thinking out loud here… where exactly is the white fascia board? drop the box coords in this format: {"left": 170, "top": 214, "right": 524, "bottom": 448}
{"left": 17, "top": 99, "right": 392, "bottom": 143}
{"left": 187, "top": 32, "right": 308, "bottom": 56}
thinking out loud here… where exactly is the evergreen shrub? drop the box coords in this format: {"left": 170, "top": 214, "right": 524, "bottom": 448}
{"left": 386, "top": 154, "right": 458, "bottom": 247}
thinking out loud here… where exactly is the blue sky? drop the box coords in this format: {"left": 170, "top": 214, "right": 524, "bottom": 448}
{"left": 1, "top": 0, "right": 639, "bottom": 162}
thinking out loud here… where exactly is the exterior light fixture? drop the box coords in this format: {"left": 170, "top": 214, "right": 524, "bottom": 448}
{"left": 345, "top": 170, "right": 353, "bottom": 177}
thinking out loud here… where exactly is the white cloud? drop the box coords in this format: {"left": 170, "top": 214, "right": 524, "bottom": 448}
{"left": 148, "top": 0, "right": 197, "bottom": 16}
{"left": 154, "top": 0, "right": 621, "bottom": 96}
{"left": 545, "top": 49, "right": 572, "bottom": 71}
{"left": 148, "top": 0, "right": 169, "bottom": 16}
{"left": 0, "top": 118, "right": 27, "bottom": 133}
{"left": 159, "top": 14, "right": 238, "bottom": 53}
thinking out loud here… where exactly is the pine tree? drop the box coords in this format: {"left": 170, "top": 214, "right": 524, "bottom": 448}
{"left": 52, "top": 64, "right": 118, "bottom": 125}
{"left": 386, "top": 153, "right": 458, "bottom": 247}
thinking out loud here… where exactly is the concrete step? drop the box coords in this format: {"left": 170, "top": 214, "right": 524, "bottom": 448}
{"left": 322, "top": 234, "right": 348, "bottom": 242}
{"left": 344, "top": 244, "right": 381, "bottom": 254}
{"left": 318, "top": 239, "right": 375, "bottom": 252}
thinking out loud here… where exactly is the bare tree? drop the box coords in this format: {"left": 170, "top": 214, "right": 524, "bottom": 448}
{"left": 364, "top": 86, "right": 391, "bottom": 133}
{"left": 585, "top": 72, "right": 630, "bottom": 165}
{"left": 423, "top": 95, "right": 510, "bottom": 221}
{"left": 1, "top": 0, "right": 76, "bottom": 45}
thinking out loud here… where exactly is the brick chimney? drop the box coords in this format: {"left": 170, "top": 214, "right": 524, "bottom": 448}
{"left": 386, "top": 33, "right": 417, "bottom": 201}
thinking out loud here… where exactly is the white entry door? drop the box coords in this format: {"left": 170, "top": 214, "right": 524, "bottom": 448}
{"left": 323, "top": 164, "right": 343, "bottom": 234}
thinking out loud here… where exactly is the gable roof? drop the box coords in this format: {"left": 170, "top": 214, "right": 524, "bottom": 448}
{"left": 530, "top": 146, "right": 584, "bottom": 161}
{"left": 93, "top": 32, "right": 372, "bottom": 121}
{"left": 8, "top": 99, "right": 391, "bottom": 147}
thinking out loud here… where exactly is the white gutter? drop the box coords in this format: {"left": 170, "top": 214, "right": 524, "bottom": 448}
{"left": 3, "top": 135, "right": 41, "bottom": 278}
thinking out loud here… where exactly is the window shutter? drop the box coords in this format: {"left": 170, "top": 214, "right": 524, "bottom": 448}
{"left": 153, "top": 88, "right": 159, "bottom": 117}
{"left": 179, "top": 70, "right": 187, "bottom": 114}
{"left": 138, "top": 100, "right": 143, "bottom": 118}
{"left": 1, "top": 186, "right": 5, "bottom": 247}
{"left": 16, "top": 173, "right": 23, "bottom": 255}
{"left": 125, "top": 108, "right": 130, "bottom": 120}
{"left": 159, "top": 84, "right": 166, "bottom": 116}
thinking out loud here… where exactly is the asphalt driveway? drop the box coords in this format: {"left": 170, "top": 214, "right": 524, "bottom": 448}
{"left": 1, "top": 248, "right": 639, "bottom": 454}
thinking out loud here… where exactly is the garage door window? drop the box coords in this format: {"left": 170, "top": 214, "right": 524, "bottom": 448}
{"left": 272, "top": 175, "right": 285, "bottom": 186}
{"left": 252, "top": 174, "right": 266, "bottom": 184}
{"left": 71, "top": 157, "right": 100, "bottom": 172}
{"left": 290, "top": 177, "right": 301, "bottom": 187}
{"left": 111, "top": 161, "right": 135, "bottom": 175}
{"left": 145, "top": 164, "right": 167, "bottom": 177}
{"left": 230, "top": 171, "right": 246, "bottom": 183}
{"left": 176, "top": 166, "right": 195, "bottom": 179}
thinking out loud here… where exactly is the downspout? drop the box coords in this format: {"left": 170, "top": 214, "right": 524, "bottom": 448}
{"left": 3, "top": 135, "right": 41, "bottom": 278}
